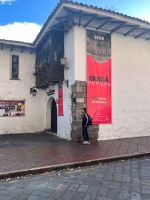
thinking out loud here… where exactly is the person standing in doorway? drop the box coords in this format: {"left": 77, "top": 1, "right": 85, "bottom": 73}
{"left": 81, "top": 108, "right": 90, "bottom": 144}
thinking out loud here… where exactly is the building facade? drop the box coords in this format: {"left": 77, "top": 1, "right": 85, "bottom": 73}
{"left": 0, "top": 0, "right": 150, "bottom": 141}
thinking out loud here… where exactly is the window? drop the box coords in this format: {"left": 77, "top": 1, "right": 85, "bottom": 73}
{"left": 11, "top": 55, "right": 19, "bottom": 79}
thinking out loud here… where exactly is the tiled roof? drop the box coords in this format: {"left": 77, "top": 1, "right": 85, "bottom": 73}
{"left": 71, "top": 1, "right": 150, "bottom": 25}
{"left": 0, "top": 39, "right": 35, "bottom": 48}
{"left": 34, "top": 0, "right": 150, "bottom": 44}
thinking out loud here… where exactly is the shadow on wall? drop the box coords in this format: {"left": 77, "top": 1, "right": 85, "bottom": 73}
{"left": 46, "top": 97, "right": 53, "bottom": 130}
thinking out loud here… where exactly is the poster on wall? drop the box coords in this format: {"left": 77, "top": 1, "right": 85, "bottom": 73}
{"left": 58, "top": 84, "right": 64, "bottom": 116}
{"left": 0, "top": 100, "right": 25, "bottom": 117}
{"left": 87, "top": 30, "right": 112, "bottom": 124}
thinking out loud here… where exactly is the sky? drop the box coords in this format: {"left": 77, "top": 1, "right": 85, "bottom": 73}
{"left": 0, "top": 0, "right": 150, "bottom": 43}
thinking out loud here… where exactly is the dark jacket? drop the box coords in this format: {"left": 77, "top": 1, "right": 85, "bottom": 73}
{"left": 82, "top": 113, "right": 89, "bottom": 128}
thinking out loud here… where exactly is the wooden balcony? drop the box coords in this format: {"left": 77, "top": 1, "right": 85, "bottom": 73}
{"left": 35, "top": 62, "right": 64, "bottom": 88}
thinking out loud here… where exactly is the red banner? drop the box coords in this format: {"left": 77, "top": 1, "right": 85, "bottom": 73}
{"left": 58, "top": 84, "right": 64, "bottom": 116}
{"left": 87, "top": 55, "right": 111, "bottom": 124}
{"left": 86, "top": 30, "right": 111, "bottom": 124}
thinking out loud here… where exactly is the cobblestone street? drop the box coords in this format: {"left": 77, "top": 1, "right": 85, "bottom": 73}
{"left": 1, "top": 157, "right": 150, "bottom": 200}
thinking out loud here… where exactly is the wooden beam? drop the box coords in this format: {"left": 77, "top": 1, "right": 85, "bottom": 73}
{"left": 110, "top": 22, "right": 126, "bottom": 33}
{"left": 50, "top": 23, "right": 65, "bottom": 32}
{"left": 55, "top": 20, "right": 71, "bottom": 32}
{"left": 51, "top": 27, "right": 65, "bottom": 32}
{"left": 63, "top": 7, "right": 75, "bottom": 26}
{"left": 96, "top": 18, "right": 112, "bottom": 30}
{"left": 134, "top": 29, "right": 150, "bottom": 39}
{"left": 79, "top": 10, "right": 83, "bottom": 26}
{"left": 72, "top": 10, "right": 82, "bottom": 26}
{"left": 97, "top": 17, "right": 112, "bottom": 21}
{"left": 56, "top": 18, "right": 72, "bottom": 29}
{"left": 46, "top": 23, "right": 62, "bottom": 33}
{"left": 52, "top": 23, "right": 63, "bottom": 28}
{"left": 56, "top": 16, "right": 68, "bottom": 21}
{"left": 10, "top": 46, "right": 14, "bottom": 51}
{"left": 83, "top": 14, "right": 97, "bottom": 28}
{"left": 20, "top": 48, "right": 24, "bottom": 53}
{"left": 0, "top": 45, "right": 4, "bottom": 50}
{"left": 124, "top": 25, "right": 139, "bottom": 36}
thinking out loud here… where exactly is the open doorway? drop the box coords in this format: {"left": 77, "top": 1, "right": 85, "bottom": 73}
{"left": 51, "top": 99, "right": 57, "bottom": 133}
{"left": 46, "top": 97, "right": 57, "bottom": 133}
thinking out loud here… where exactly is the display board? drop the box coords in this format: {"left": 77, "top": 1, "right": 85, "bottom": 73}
{"left": 87, "top": 30, "right": 112, "bottom": 124}
{"left": 0, "top": 100, "right": 25, "bottom": 117}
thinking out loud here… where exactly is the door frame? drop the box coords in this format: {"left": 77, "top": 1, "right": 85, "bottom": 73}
{"left": 46, "top": 97, "right": 57, "bottom": 133}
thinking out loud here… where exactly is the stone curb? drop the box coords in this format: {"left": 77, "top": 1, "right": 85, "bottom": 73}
{"left": 0, "top": 152, "right": 150, "bottom": 180}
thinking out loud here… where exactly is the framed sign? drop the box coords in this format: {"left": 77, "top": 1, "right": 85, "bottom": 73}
{"left": 0, "top": 100, "right": 25, "bottom": 117}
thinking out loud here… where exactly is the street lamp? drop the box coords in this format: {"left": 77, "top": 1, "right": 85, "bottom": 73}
{"left": 30, "top": 87, "right": 37, "bottom": 97}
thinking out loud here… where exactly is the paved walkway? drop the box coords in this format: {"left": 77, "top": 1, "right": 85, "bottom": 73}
{"left": 0, "top": 133, "right": 150, "bottom": 179}
{"left": 1, "top": 157, "right": 150, "bottom": 200}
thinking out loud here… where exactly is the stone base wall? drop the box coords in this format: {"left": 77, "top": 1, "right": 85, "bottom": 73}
{"left": 71, "top": 81, "right": 99, "bottom": 142}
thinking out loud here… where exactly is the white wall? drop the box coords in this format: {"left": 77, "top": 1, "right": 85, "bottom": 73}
{"left": 0, "top": 28, "right": 76, "bottom": 138}
{"left": 55, "top": 28, "right": 76, "bottom": 139}
{"left": 74, "top": 26, "right": 87, "bottom": 81}
{"left": 45, "top": 83, "right": 72, "bottom": 140}
{"left": 64, "top": 28, "right": 75, "bottom": 85}
{"left": 100, "top": 33, "right": 150, "bottom": 140}
{"left": 57, "top": 84, "right": 72, "bottom": 140}
{"left": 73, "top": 26, "right": 150, "bottom": 140}
{"left": 64, "top": 26, "right": 87, "bottom": 83}
{"left": 0, "top": 49, "right": 45, "bottom": 134}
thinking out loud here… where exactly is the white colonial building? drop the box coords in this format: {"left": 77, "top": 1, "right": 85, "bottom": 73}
{"left": 0, "top": 0, "right": 150, "bottom": 141}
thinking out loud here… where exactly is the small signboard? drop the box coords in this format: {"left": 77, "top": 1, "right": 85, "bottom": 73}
{"left": 0, "top": 100, "right": 25, "bottom": 117}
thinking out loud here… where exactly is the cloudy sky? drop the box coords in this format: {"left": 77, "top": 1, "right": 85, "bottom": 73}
{"left": 0, "top": 0, "right": 150, "bottom": 43}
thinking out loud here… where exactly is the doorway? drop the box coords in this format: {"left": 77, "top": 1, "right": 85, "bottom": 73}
{"left": 51, "top": 99, "right": 57, "bottom": 133}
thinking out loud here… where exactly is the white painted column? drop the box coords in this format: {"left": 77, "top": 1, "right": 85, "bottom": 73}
{"left": 74, "top": 26, "right": 87, "bottom": 82}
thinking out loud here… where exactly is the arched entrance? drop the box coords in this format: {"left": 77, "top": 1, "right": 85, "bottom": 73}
{"left": 46, "top": 97, "right": 57, "bottom": 133}
{"left": 51, "top": 99, "right": 57, "bottom": 133}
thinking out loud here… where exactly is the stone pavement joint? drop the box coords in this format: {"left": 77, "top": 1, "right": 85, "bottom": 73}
{"left": 0, "top": 133, "right": 150, "bottom": 180}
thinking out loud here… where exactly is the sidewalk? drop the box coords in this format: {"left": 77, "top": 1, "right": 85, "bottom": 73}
{"left": 0, "top": 133, "right": 150, "bottom": 179}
